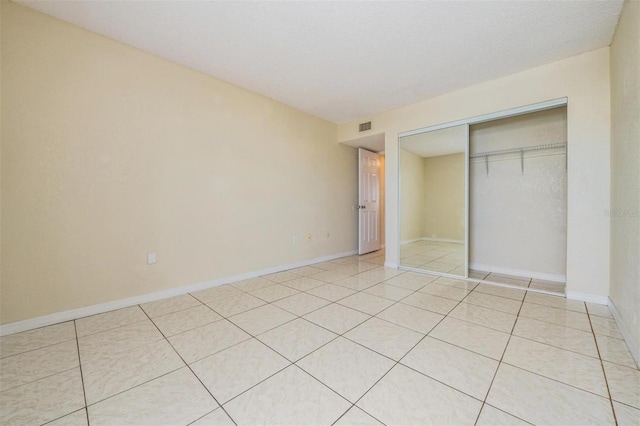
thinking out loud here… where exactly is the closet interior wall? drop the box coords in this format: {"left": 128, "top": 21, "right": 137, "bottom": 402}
{"left": 469, "top": 107, "right": 568, "bottom": 281}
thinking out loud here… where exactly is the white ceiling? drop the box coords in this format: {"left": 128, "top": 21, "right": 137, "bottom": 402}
{"left": 17, "top": 0, "right": 623, "bottom": 124}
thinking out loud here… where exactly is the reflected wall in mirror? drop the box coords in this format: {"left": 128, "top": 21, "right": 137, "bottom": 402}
{"left": 399, "top": 125, "right": 467, "bottom": 277}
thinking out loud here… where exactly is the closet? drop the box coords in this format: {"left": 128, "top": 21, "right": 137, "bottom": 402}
{"left": 398, "top": 99, "right": 568, "bottom": 295}
{"left": 469, "top": 107, "right": 567, "bottom": 293}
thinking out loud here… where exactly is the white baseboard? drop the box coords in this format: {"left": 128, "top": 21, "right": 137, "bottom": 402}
{"left": 384, "top": 261, "right": 399, "bottom": 268}
{"left": 0, "top": 249, "right": 358, "bottom": 337}
{"left": 469, "top": 263, "right": 565, "bottom": 283}
{"left": 608, "top": 297, "right": 640, "bottom": 368}
{"left": 565, "top": 291, "right": 609, "bottom": 305}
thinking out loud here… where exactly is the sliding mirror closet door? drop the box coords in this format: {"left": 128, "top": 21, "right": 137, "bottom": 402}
{"left": 399, "top": 124, "right": 468, "bottom": 278}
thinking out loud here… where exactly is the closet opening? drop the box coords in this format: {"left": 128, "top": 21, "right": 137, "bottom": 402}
{"left": 468, "top": 107, "right": 567, "bottom": 294}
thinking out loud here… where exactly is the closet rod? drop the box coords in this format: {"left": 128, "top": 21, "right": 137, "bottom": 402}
{"left": 469, "top": 142, "right": 567, "bottom": 158}
{"left": 470, "top": 142, "right": 567, "bottom": 175}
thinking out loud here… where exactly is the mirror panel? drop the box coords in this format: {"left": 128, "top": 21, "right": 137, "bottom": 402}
{"left": 399, "top": 124, "right": 467, "bottom": 277}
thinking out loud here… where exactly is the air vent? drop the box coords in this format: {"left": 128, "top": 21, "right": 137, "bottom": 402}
{"left": 359, "top": 121, "right": 372, "bottom": 132}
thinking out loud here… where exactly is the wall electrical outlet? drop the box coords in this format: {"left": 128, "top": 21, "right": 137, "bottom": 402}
{"left": 147, "top": 252, "right": 157, "bottom": 265}
{"left": 292, "top": 235, "right": 298, "bottom": 244}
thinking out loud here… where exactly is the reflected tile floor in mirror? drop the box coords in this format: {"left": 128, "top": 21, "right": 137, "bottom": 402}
{"left": 1, "top": 250, "right": 637, "bottom": 425}
{"left": 400, "top": 240, "right": 465, "bottom": 275}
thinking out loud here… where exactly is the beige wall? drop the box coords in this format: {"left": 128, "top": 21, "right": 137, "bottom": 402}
{"left": 469, "top": 108, "right": 567, "bottom": 278}
{"left": 0, "top": 2, "right": 357, "bottom": 325}
{"left": 399, "top": 149, "right": 424, "bottom": 243}
{"left": 610, "top": 0, "right": 640, "bottom": 363}
{"left": 340, "top": 47, "right": 611, "bottom": 299}
{"left": 423, "top": 153, "right": 465, "bottom": 241}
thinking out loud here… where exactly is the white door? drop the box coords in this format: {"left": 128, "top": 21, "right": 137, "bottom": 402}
{"left": 359, "top": 149, "right": 381, "bottom": 255}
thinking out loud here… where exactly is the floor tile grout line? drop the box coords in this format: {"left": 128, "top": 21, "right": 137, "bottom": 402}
{"left": 517, "top": 313, "right": 593, "bottom": 334}
{"left": 512, "top": 303, "right": 613, "bottom": 400}
{"left": 0, "top": 365, "right": 80, "bottom": 395}
{"left": 252, "top": 320, "right": 342, "bottom": 364}
{"left": 139, "top": 307, "right": 240, "bottom": 426}
{"left": 185, "top": 285, "right": 383, "bottom": 371}
{"left": 480, "top": 278, "right": 564, "bottom": 297}
{"left": 612, "top": 400, "right": 640, "bottom": 411}
{"left": 336, "top": 292, "right": 475, "bottom": 422}
{"left": 212, "top": 362, "right": 290, "bottom": 408}
{"left": 498, "top": 359, "right": 615, "bottom": 400}
{"left": 473, "top": 292, "right": 526, "bottom": 426}
{"left": 84, "top": 365, "right": 187, "bottom": 408}
{"left": 587, "top": 306, "right": 619, "bottom": 425}
{"left": 513, "top": 312, "right": 633, "bottom": 363}
{"left": 72, "top": 321, "right": 90, "bottom": 426}
{"left": 261, "top": 268, "right": 447, "bottom": 414}
{"left": 141, "top": 299, "right": 208, "bottom": 322}
{"left": 5, "top": 255, "right": 630, "bottom": 425}
{"left": 478, "top": 403, "right": 536, "bottom": 425}
{"left": 396, "top": 361, "right": 488, "bottom": 404}
{"left": 436, "top": 313, "right": 515, "bottom": 335}
{"left": 184, "top": 290, "right": 346, "bottom": 404}
{"left": 79, "top": 314, "right": 186, "bottom": 408}
{"left": 40, "top": 408, "right": 88, "bottom": 426}
{"left": 472, "top": 286, "right": 527, "bottom": 302}
{"left": 75, "top": 317, "right": 150, "bottom": 340}
{"left": 329, "top": 405, "right": 360, "bottom": 426}
{"left": 309, "top": 271, "right": 454, "bottom": 335}
{"left": 509, "top": 331, "right": 601, "bottom": 362}
{"left": 186, "top": 408, "right": 226, "bottom": 426}
{"left": 79, "top": 325, "right": 200, "bottom": 415}
{"left": 139, "top": 293, "right": 204, "bottom": 318}
{"left": 157, "top": 318, "right": 225, "bottom": 340}
{"left": 187, "top": 339, "right": 293, "bottom": 408}
{"left": 188, "top": 312, "right": 332, "bottom": 410}
{"left": 3, "top": 262, "right": 464, "bottom": 422}
{"left": 478, "top": 298, "right": 624, "bottom": 423}
{"left": 0, "top": 335, "right": 78, "bottom": 361}
{"left": 459, "top": 298, "right": 521, "bottom": 316}
{"left": 330, "top": 282, "right": 480, "bottom": 410}
{"left": 522, "top": 298, "right": 589, "bottom": 314}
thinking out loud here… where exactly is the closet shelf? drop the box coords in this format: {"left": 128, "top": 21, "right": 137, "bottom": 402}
{"left": 470, "top": 142, "right": 567, "bottom": 175}
{"left": 469, "top": 142, "right": 566, "bottom": 158}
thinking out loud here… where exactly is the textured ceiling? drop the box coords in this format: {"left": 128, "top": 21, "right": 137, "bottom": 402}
{"left": 17, "top": 0, "right": 623, "bottom": 124}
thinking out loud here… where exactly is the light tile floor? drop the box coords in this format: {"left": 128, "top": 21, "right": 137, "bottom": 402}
{"left": 1, "top": 250, "right": 638, "bottom": 425}
{"left": 400, "top": 240, "right": 566, "bottom": 294}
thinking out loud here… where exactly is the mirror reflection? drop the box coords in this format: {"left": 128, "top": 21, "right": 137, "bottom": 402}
{"left": 399, "top": 125, "right": 467, "bottom": 277}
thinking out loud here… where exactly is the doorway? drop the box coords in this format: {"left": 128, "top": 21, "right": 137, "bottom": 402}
{"left": 340, "top": 133, "right": 386, "bottom": 258}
